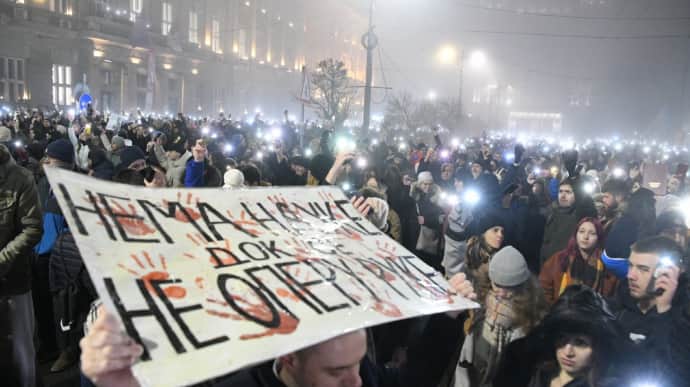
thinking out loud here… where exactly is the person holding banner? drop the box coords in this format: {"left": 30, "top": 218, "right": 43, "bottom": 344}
{"left": 80, "top": 273, "right": 477, "bottom": 387}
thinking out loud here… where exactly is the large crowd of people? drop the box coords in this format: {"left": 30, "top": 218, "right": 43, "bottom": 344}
{"left": 1, "top": 105, "right": 689, "bottom": 387}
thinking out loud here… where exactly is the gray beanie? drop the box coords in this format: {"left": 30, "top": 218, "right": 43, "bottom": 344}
{"left": 111, "top": 135, "right": 126, "bottom": 149}
{"left": 489, "top": 246, "right": 530, "bottom": 287}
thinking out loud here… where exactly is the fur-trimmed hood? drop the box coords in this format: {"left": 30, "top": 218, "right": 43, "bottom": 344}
{"left": 410, "top": 181, "right": 442, "bottom": 205}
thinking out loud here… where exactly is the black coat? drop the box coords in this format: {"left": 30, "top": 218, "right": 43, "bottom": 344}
{"left": 607, "top": 276, "right": 690, "bottom": 383}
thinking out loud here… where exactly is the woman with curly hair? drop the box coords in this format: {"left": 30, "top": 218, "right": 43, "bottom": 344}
{"left": 463, "top": 212, "right": 505, "bottom": 301}
{"left": 540, "top": 218, "right": 618, "bottom": 305}
{"left": 453, "top": 247, "right": 549, "bottom": 387}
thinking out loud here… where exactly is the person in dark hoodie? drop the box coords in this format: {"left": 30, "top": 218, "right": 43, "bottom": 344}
{"left": 34, "top": 138, "right": 75, "bottom": 363}
{"left": 87, "top": 148, "right": 114, "bottom": 181}
{"left": 604, "top": 187, "right": 656, "bottom": 262}
{"left": 607, "top": 235, "right": 688, "bottom": 385}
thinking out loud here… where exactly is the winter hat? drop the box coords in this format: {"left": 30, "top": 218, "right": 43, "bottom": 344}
{"left": 417, "top": 171, "right": 433, "bottom": 183}
{"left": 46, "top": 139, "right": 74, "bottom": 164}
{"left": 489, "top": 246, "right": 530, "bottom": 287}
{"left": 309, "top": 154, "right": 335, "bottom": 184}
{"left": 111, "top": 136, "right": 126, "bottom": 149}
{"left": 223, "top": 169, "right": 245, "bottom": 189}
{"left": 118, "top": 146, "right": 146, "bottom": 169}
{"left": 532, "top": 285, "right": 622, "bottom": 358}
{"left": 474, "top": 211, "right": 506, "bottom": 236}
{"left": 0, "top": 126, "right": 11, "bottom": 142}
{"left": 88, "top": 147, "right": 108, "bottom": 167}
{"left": 26, "top": 142, "right": 46, "bottom": 160}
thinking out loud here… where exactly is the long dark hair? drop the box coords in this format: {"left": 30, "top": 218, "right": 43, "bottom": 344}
{"left": 533, "top": 285, "right": 622, "bottom": 386}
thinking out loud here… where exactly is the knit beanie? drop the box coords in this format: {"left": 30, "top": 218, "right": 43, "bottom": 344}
{"left": 489, "top": 246, "right": 530, "bottom": 287}
{"left": 474, "top": 211, "right": 505, "bottom": 237}
{"left": 46, "top": 139, "right": 74, "bottom": 164}
{"left": 309, "top": 154, "right": 334, "bottom": 184}
{"left": 223, "top": 169, "right": 245, "bottom": 189}
{"left": 417, "top": 171, "right": 433, "bottom": 183}
{"left": 111, "top": 136, "right": 126, "bottom": 149}
{"left": 118, "top": 146, "right": 146, "bottom": 170}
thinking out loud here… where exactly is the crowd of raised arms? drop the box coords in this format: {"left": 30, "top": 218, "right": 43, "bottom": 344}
{"left": 1, "top": 105, "right": 689, "bottom": 387}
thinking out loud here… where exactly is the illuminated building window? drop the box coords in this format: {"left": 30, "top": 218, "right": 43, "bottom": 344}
{"left": 238, "top": 29, "right": 247, "bottom": 57}
{"left": 211, "top": 19, "right": 221, "bottom": 53}
{"left": 189, "top": 11, "right": 199, "bottom": 44}
{"left": 51, "top": 64, "right": 72, "bottom": 106}
{"left": 130, "top": 0, "right": 143, "bottom": 22}
{"left": 162, "top": 2, "right": 172, "bottom": 36}
{"left": 0, "top": 58, "right": 25, "bottom": 102}
{"left": 51, "top": 0, "right": 72, "bottom": 15}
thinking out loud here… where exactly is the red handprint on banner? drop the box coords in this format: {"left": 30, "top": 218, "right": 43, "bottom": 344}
{"left": 118, "top": 252, "right": 186, "bottom": 299}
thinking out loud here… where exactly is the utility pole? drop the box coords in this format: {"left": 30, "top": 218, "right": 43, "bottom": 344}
{"left": 361, "top": 0, "right": 378, "bottom": 132}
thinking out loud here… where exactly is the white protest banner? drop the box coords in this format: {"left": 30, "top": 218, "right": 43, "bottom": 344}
{"left": 105, "top": 113, "right": 123, "bottom": 131}
{"left": 45, "top": 168, "right": 477, "bottom": 387}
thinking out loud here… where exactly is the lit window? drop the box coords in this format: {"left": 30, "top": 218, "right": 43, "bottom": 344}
{"left": 189, "top": 11, "right": 199, "bottom": 44}
{"left": 0, "top": 58, "right": 26, "bottom": 102}
{"left": 211, "top": 19, "right": 221, "bottom": 53}
{"left": 237, "top": 29, "right": 247, "bottom": 57}
{"left": 51, "top": 0, "right": 71, "bottom": 15}
{"left": 52, "top": 64, "right": 72, "bottom": 106}
{"left": 162, "top": 2, "right": 172, "bottom": 36}
{"left": 130, "top": 0, "right": 143, "bottom": 22}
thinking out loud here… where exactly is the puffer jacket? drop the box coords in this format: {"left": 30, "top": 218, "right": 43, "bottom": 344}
{"left": 410, "top": 182, "right": 445, "bottom": 253}
{"left": 0, "top": 144, "right": 43, "bottom": 297}
{"left": 442, "top": 202, "right": 474, "bottom": 277}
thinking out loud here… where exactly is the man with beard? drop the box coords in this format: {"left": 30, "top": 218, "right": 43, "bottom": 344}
{"left": 600, "top": 179, "right": 629, "bottom": 236}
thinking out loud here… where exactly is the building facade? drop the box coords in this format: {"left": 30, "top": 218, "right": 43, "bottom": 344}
{"left": 0, "top": 0, "right": 367, "bottom": 118}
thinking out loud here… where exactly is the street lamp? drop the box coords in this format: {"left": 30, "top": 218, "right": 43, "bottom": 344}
{"left": 437, "top": 45, "right": 459, "bottom": 66}
{"left": 436, "top": 45, "right": 489, "bottom": 112}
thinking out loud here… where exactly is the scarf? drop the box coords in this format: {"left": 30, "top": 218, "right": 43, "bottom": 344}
{"left": 558, "top": 248, "right": 605, "bottom": 297}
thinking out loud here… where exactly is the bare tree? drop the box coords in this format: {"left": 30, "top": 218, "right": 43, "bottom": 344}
{"left": 383, "top": 92, "right": 417, "bottom": 130}
{"left": 309, "top": 59, "right": 356, "bottom": 129}
{"left": 383, "top": 93, "right": 465, "bottom": 132}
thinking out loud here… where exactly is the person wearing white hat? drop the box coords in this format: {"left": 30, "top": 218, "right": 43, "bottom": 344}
{"left": 223, "top": 168, "right": 245, "bottom": 189}
{"left": 410, "top": 170, "right": 445, "bottom": 270}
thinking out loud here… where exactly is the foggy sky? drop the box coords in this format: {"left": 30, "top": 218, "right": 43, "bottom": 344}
{"left": 348, "top": 0, "right": 690, "bottom": 136}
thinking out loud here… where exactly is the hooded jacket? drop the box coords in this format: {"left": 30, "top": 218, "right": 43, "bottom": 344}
{"left": 0, "top": 144, "right": 43, "bottom": 296}
{"left": 608, "top": 275, "right": 690, "bottom": 379}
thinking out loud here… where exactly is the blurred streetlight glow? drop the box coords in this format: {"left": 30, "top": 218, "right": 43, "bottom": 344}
{"left": 437, "top": 45, "right": 459, "bottom": 65}
{"left": 469, "top": 50, "right": 487, "bottom": 69}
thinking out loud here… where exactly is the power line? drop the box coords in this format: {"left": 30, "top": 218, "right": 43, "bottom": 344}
{"left": 454, "top": 1, "right": 690, "bottom": 22}
{"left": 462, "top": 28, "right": 690, "bottom": 40}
